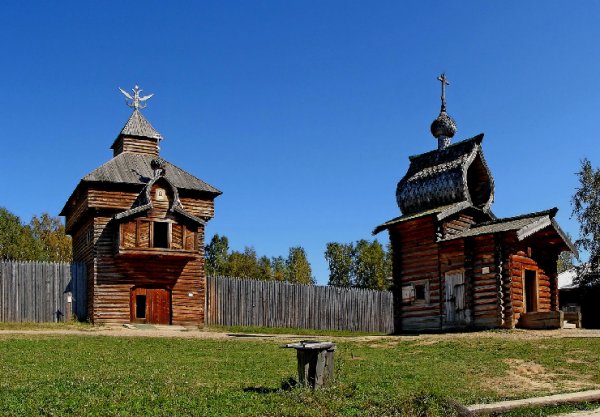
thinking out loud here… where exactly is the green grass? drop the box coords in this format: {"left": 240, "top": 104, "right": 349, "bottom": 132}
{"left": 0, "top": 332, "right": 599, "bottom": 416}
{"left": 0, "top": 321, "right": 94, "bottom": 331}
{"left": 205, "top": 324, "right": 387, "bottom": 337}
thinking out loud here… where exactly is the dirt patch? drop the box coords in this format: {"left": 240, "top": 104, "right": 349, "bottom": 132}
{"left": 487, "top": 359, "right": 598, "bottom": 396}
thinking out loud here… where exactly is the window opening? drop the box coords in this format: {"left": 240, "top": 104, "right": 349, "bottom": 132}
{"left": 524, "top": 270, "right": 537, "bottom": 313}
{"left": 136, "top": 295, "right": 146, "bottom": 319}
{"left": 153, "top": 222, "right": 169, "bottom": 248}
{"left": 415, "top": 284, "right": 426, "bottom": 300}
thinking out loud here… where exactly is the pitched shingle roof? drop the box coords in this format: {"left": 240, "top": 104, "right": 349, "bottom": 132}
{"left": 439, "top": 207, "right": 578, "bottom": 256}
{"left": 372, "top": 202, "right": 488, "bottom": 235}
{"left": 81, "top": 153, "right": 221, "bottom": 195}
{"left": 111, "top": 109, "right": 162, "bottom": 147}
{"left": 396, "top": 134, "right": 494, "bottom": 215}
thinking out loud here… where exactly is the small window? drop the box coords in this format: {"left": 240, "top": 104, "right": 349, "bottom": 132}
{"left": 136, "top": 295, "right": 146, "bottom": 319}
{"left": 153, "top": 222, "right": 169, "bottom": 248}
{"left": 403, "top": 280, "right": 430, "bottom": 305}
{"left": 415, "top": 284, "right": 426, "bottom": 301}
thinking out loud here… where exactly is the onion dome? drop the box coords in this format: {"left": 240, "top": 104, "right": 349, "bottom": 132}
{"left": 430, "top": 111, "right": 457, "bottom": 139}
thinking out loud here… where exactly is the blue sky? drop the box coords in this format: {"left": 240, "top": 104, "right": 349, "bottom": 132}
{"left": 1, "top": 1, "right": 599, "bottom": 284}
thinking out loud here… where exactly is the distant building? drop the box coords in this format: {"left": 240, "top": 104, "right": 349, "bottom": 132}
{"left": 374, "top": 75, "right": 577, "bottom": 332}
{"left": 60, "top": 86, "right": 221, "bottom": 325}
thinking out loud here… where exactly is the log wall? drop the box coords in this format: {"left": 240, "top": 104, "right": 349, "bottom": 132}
{"left": 390, "top": 215, "right": 441, "bottom": 331}
{"left": 508, "top": 250, "right": 553, "bottom": 326}
{"left": 442, "top": 213, "right": 475, "bottom": 238}
{"left": 471, "top": 234, "right": 501, "bottom": 328}
{"left": 113, "top": 136, "right": 159, "bottom": 157}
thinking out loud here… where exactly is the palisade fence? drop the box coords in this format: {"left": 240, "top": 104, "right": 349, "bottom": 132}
{"left": 0, "top": 261, "right": 86, "bottom": 323}
{"left": 206, "top": 276, "right": 394, "bottom": 333}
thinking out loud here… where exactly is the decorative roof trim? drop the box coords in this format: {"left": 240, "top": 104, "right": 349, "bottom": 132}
{"left": 516, "top": 217, "right": 552, "bottom": 241}
{"left": 114, "top": 203, "right": 152, "bottom": 221}
{"left": 113, "top": 175, "right": 204, "bottom": 226}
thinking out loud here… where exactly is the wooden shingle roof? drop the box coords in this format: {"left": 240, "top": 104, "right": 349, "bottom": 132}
{"left": 396, "top": 134, "right": 494, "bottom": 215}
{"left": 114, "top": 109, "right": 162, "bottom": 142}
{"left": 440, "top": 207, "right": 578, "bottom": 256}
{"left": 81, "top": 153, "right": 221, "bottom": 195}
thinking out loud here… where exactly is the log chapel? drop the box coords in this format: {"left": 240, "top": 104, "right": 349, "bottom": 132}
{"left": 61, "top": 86, "right": 221, "bottom": 325}
{"left": 374, "top": 75, "right": 577, "bottom": 332}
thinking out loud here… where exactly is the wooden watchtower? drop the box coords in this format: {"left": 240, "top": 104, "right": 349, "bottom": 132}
{"left": 60, "top": 86, "right": 221, "bottom": 325}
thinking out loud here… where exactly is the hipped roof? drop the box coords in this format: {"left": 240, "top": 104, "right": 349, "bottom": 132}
{"left": 80, "top": 153, "right": 220, "bottom": 194}
{"left": 111, "top": 109, "right": 162, "bottom": 149}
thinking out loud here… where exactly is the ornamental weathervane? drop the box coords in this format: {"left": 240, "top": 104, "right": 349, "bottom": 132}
{"left": 118, "top": 85, "right": 154, "bottom": 110}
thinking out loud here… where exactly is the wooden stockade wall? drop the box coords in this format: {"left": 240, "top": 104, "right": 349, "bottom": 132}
{"left": 0, "top": 261, "right": 86, "bottom": 323}
{"left": 206, "top": 276, "right": 394, "bottom": 333}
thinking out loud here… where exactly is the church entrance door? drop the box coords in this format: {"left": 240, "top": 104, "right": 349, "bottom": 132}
{"left": 444, "top": 271, "right": 468, "bottom": 325}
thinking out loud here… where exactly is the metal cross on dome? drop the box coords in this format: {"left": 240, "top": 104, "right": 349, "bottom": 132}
{"left": 437, "top": 73, "right": 450, "bottom": 112}
{"left": 118, "top": 85, "right": 154, "bottom": 110}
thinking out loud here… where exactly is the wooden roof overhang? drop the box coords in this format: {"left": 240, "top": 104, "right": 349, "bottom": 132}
{"left": 372, "top": 202, "right": 493, "bottom": 235}
{"left": 396, "top": 134, "right": 494, "bottom": 216}
{"left": 438, "top": 208, "right": 578, "bottom": 257}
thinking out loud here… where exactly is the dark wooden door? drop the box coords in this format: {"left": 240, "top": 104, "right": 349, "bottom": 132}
{"left": 130, "top": 287, "right": 171, "bottom": 324}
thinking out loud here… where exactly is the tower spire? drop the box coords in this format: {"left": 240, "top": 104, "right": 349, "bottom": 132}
{"left": 430, "top": 73, "right": 457, "bottom": 150}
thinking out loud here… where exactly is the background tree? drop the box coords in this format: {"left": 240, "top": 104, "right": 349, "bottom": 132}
{"left": 325, "top": 239, "right": 392, "bottom": 290}
{"left": 325, "top": 242, "right": 354, "bottom": 287}
{"left": 286, "top": 246, "right": 314, "bottom": 284}
{"left": 353, "top": 239, "right": 389, "bottom": 290}
{"left": 0, "top": 208, "right": 71, "bottom": 262}
{"left": 226, "top": 247, "right": 259, "bottom": 278}
{"left": 557, "top": 249, "right": 575, "bottom": 274}
{"left": 257, "top": 256, "right": 273, "bottom": 280}
{"left": 572, "top": 158, "right": 600, "bottom": 286}
{"left": 29, "top": 213, "right": 72, "bottom": 262}
{"left": 271, "top": 256, "right": 288, "bottom": 282}
{"left": 205, "top": 234, "right": 229, "bottom": 276}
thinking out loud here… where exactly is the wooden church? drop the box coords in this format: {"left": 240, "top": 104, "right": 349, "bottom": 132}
{"left": 374, "top": 75, "right": 577, "bottom": 332}
{"left": 60, "top": 86, "right": 221, "bottom": 325}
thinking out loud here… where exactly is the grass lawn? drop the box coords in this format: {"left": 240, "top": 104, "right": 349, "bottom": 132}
{"left": 0, "top": 329, "right": 599, "bottom": 416}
